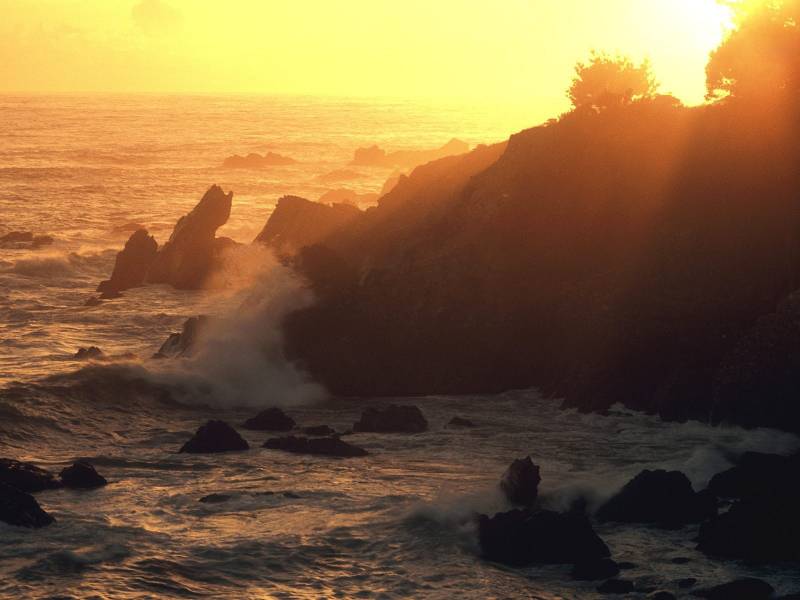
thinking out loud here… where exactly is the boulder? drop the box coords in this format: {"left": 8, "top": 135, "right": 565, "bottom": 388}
{"left": 97, "top": 229, "right": 158, "bottom": 296}
{"left": 299, "top": 425, "right": 336, "bottom": 436}
{"left": 146, "top": 185, "right": 233, "bottom": 289}
{"left": 154, "top": 316, "right": 210, "bottom": 359}
{"left": 708, "top": 451, "right": 800, "bottom": 499}
{"left": 242, "top": 407, "right": 296, "bottom": 432}
{"left": 597, "top": 579, "right": 635, "bottom": 594}
{"left": 0, "top": 459, "right": 62, "bottom": 493}
{"left": 59, "top": 462, "right": 107, "bottom": 489}
{"left": 73, "top": 346, "right": 103, "bottom": 360}
{"left": 352, "top": 405, "right": 428, "bottom": 434}
{"left": 500, "top": 456, "right": 541, "bottom": 506}
{"left": 0, "top": 482, "right": 55, "bottom": 528}
{"left": 597, "top": 470, "right": 716, "bottom": 527}
{"left": 222, "top": 152, "right": 296, "bottom": 169}
{"left": 571, "top": 557, "right": 620, "bottom": 581}
{"left": 691, "top": 578, "right": 774, "bottom": 600}
{"left": 477, "top": 508, "right": 610, "bottom": 566}
{"left": 263, "top": 435, "right": 368, "bottom": 458}
{"left": 179, "top": 421, "right": 249, "bottom": 454}
{"left": 447, "top": 416, "right": 475, "bottom": 428}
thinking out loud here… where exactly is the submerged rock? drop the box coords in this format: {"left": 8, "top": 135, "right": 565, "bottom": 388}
{"left": 447, "top": 416, "right": 475, "bottom": 428}
{"left": 500, "top": 456, "right": 541, "bottom": 506}
{"left": 73, "top": 346, "right": 104, "bottom": 360}
{"left": 352, "top": 405, "right": 428, "bottom": 434}
{"left": 597, "top": 470, "right": 716, "bottom": 527}
{"left": 263, "top": 435, "right": 367, "bottom": 458}
{"left": 179, "top": 420, "right": 249, "bottom": 454}
{"left": 0, "top": 459, "right": 62, "bottom": 493}
{"left": 571, "top": 557, "right": 620, "bottom": 581}
{"left": 691, "top": 578, "right": 774, "bottom": 600}
{"left": 222, "top": 152, "right": 296, "bottom": 169}
{"left": 242, "top": 407, "right": 296, "bottom": 432}
{"left": 477, "top": 508, "right": 610, "bottom": 566}
{"left": 59, "top": 462, "right": 107, "bottom": 489}
{"left": 0, "top": 482, "right": 55, "bottom": 528}
{"left": 146, "top": 185, "right": 233, "bottom": 289}
{"left": 97, "top": 229, "right": 158, "bottom": 296}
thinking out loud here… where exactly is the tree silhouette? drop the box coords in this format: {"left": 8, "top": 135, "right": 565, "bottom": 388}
{"left": 707, "top": 0, "right": 800, "bottom": 101}
{"left": 568, "top": 52, "right": 658, "bottom": 112}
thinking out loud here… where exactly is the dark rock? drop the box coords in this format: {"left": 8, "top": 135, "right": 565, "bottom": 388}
{"left": 678, "top": 578, "right": 698, "bottom": 589}
{"left": 691, "top": 578, "right": 774, "bottom": 600}
{"left": 447, "top": 416, "right": 474, "bottom": 427}
{"left": 616, "top": 561, "right": 637, "bottom": 570}
{"left": 0, "top": 459, "right": 62, "bottom": 493}
{"left": 0, "top": 482, "right": 55, "bottom": 528}
{"left": 73, "top": 346, "right": 103, "bottom": 360}
{"left": 300, "top": 425, "right": 336, "bottom": 436}
{"left": 263, "top": 435, "right": 367, "bottom": 458}
{"left": 222, "top": 152, "right": 296, "bottom": 169}
{"left": 146, "top": 185, "right": 232, "bottom": 289}
{"left": 670, "top": 556, "right": 691, "bottom": 564}
{"left": 254, "top": 195, "right": 361, "bottom": 255}
{"left": 179, "top": 420, "right": 249, "bottom": 454}
{"left": 199, "top": 493, "right": 231, "bottom": 504}
{"left": 571, "top": 557, "right": 620, "bottom": 581}
{"left": 97, "top": 229, "right": 158, "bottom": 296}
{"left": 84, "top": 296, "right": 102, "bottom": 307}
{"left": 597, "top": 579, "right": 634, "bottom": 594}
{"left": 352, "top": 404, "right": 428, "bottom": 434}
{"left": 597, "top": 470, "right": 716, "bottom": 527}
{"left": 477, "top": 508, "right": 610, "bottom": 566}
{"left": 648, "top": 593, "right": 677, "bottom": 600}
{"left": 708, "top": 451, "right": 800, "bottom": 499}
{"left": 0, "top": 231, "right": 33, "bottom": 244}
{"left": 242, "top": 407, "right": 296, "bottom": 432}
{"left": 500, "top": 456, "right": 541, "bottom": 506}
{"left": 351, "top": 139, "right": 470, "bottom": 168}
{"left": 99, "top": 289, "right": 122, "bottom": 300}
{"left": 154, "top": 315, "right": 210, "bottom": 359}
{"left": 59, "top": 462, "right": 107, "bottom": 489}
{"left": 318, "top": 189, "right": 378, "bottom": 207}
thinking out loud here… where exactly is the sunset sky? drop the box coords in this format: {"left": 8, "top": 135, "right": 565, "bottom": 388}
{"left": 2, "top": 0, "right": 733, "bottom": 118}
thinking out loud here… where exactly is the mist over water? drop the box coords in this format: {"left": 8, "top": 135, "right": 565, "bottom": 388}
{"left": 2, "top": 95, "right": 800, "bottom": 598}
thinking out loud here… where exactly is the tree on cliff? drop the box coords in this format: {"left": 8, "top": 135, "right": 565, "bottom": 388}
{"left": 707, "top": 0, "right": 800, "bottom": 101}
{"left": 567, "top": 52, "right": 658, "bottom": 112}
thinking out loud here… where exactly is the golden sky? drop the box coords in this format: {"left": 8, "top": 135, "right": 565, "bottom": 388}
{"left": 1, "top": 0, "right": 732, "bottom": 118}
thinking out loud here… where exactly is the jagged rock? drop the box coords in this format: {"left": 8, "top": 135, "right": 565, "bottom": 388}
{"left": 0, "top": 482, "right": 55, "bottom": 528}
{"left": 59, "top": 462, "right": 107, "bottom": 489}
{"left": 146, "top": 185, "right": 232, "bottom": 289}
{"left": 447, "top": 416, "right": 474, "bottom": 428}
{"left": 597, "top": 470, "right": 716, "bottom": 527}
{"left": 477, "top": 508, "right": 610, "bottom": 566}
{"left": 597, "top": 579, "right": 634, "bottom": 594}
{"left": 263, "top": 435, "right": 367, "bottom": 458}
{"left": 352, "top": 405, "right": 428, "bottom": 433}
{"left": 691, "top": 578, "right": 774, "bottom": 600}
{"left": 97, "top": 229, "right": 158, "bottom": 296}
{"left": 300, "top": 425, "right": 336, "bottom": 436}
{"left": 73, "top": 346, "right": 103, "bottom": 360}
{"left": 242, "top": 407, "right": 296, "bottom": 431}
{"left": 500, "top": 456, "right": 541, "bottom": 506}
{"left": 154, "top": 316, "right": 210, "bottom": 358}
{"left": 179, "top": 421, "right": 249, "bottom": 454}
{"left": 318, "top": 189, "right": 379, "bottom": 207}
{"left": 571, "top": 557, "right": 620, "bottom": 581}
{"left": 0, "top": 459, "right": 62, "bottom": 493}
{"left": 254, "top": 195, "right": 361, "bottom": 254}
{"left": 222, "top": 152, "right": 296, "bottom": 169}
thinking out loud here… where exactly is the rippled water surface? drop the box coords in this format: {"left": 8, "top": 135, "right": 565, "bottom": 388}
{"left": 1, "top": 96, "right": 800, "bottom": 599}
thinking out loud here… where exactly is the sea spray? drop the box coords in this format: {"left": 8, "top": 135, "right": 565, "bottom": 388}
{"left": 148, "top": 244, "right": 326, "bottom": 407}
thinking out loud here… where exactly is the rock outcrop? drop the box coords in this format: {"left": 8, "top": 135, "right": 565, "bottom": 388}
{"left": 59, "top": 461, "right": 107, "bottom": 489}
{"left": 222, "top": 152, "right": 296, "bottom": 169}
{"left": 263, "top": 435, "right": 367, "bottom": 457}
{"left": 154, "top": 316, "right": 211, "bottom": 359}
{"left": 242, "top": 407, "right": 296, "bottom": 432}
{"left": 597, "top": 470, "right": 716, "bottom": 528}
{"left": 179, "top": 420, "right": 249, "bottom": 454}
{"left": 351, "top": 139, "right": 470, "bottom": 169}
{"left": 352, "top": 405, "right": 428, "bottom": 434}
{"left": 500, "top": 456, "right": 541, "bottom": 506}
{"left": 97, "top": 229, "right": 158, "bottom": 297}
{"left": 0, "top": 482, "right": 55, "bottom": 528}
{"left": 0, "top": 459, "right": 62, "bottom": 493}
{"left": 478, "top": 508, "right": 610, "bottom": 566}
{"left": 147, "top": 185, "right": 232, "bottom": 289}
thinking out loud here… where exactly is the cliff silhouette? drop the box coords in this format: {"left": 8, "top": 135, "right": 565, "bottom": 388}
{"left": 262, "top": 2, "right": 800, "bottom": 432}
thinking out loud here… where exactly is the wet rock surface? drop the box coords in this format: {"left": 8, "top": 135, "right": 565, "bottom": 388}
{"left": 0, "top": 482, "right": 55, "bottom": 528}
{"left": 242, "top": 407, "right": 296, "bottom": 432}
{"left": 263, "top": 435, "right": 368, "bottom": 458}
{"left": 499, "top": 456, "right": 541, "bottom": 506}
{"left": 179, "top": 421, "right": 249, "bottom": 454}
{"left": 59, "top": 461, "right": 107, "bottom": 489}
{"left": 0, "top": 459, "right": 62, "bottom": 493}
{"left": 352, "top": 405, "right": 428, "bottom": 434}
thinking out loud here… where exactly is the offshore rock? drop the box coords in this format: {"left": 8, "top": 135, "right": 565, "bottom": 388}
{"left": 352, "top": 405, "right": 428, "bottom": 433}
{"left": 179, "top": 420, "right": 249, "bottom": 454}
{"left": 0, "top": 482, "right": 55, "bottom": 528}
{"left": 263, "top": 435, "right": 368, "bottom": 458}
{"left": 500, "top": 456, "right": 541, "bottom": 506}
{"left": 242, "top": 407, "right": 296, "bottom": 432}
{"left": 97, "top": 228, "right": 158, "bottom": 296}
{"left": 0, "top": 459, "right": 63, "bottom": 493}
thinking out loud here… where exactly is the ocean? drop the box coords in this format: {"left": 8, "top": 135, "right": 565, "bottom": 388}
{"left": 1, "top": 94, "right": 799, "bottom": 599}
